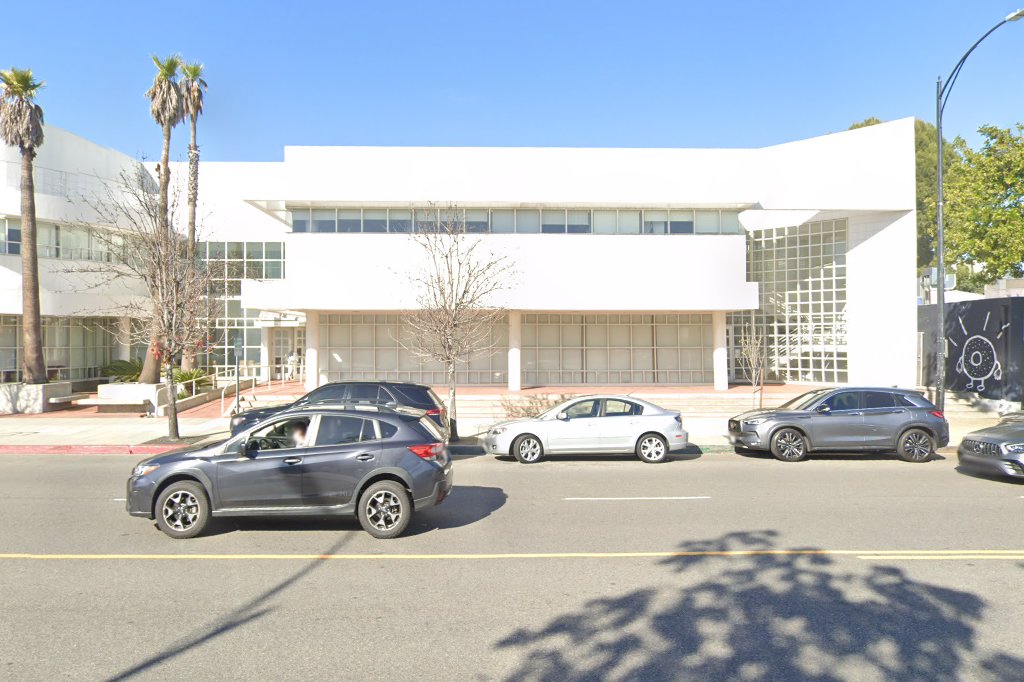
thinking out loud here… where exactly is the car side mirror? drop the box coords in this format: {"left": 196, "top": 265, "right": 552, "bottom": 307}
{"left": 244, "top": 439, "right": 259, "bottom": 457}
{"left": 815, "top": 404, "right": 831, "bottom": 414}
{"left": 556, "top": 411, "right": 569, "bottom": 421}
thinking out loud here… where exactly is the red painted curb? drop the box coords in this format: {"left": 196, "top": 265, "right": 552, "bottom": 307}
{"left": 0, "top": 444, "right": 185, "bottom": 456}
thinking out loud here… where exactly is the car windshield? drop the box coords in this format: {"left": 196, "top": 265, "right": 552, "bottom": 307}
{"left": 776, "top": 389, "right": 833, "bottom": 411}
{"left": 538, "top": 400, "right": 577, "bottom": 420}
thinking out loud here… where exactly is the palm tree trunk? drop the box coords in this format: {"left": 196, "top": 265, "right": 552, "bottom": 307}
{"left": 181, "top": 116, "right": 199, "bottom": 373}
{"left": 139, "top": 123, "right": 173, "bottom": 385}
{"left": 19, "top": 148, "right": 47, "bottom": 384}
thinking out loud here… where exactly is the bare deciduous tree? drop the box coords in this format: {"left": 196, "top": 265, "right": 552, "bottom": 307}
{"left": 72, "top": 167, "right": 216, "bottom": 439}
{"left": 404, "top": 205, "right": 515, "bottom": 437}
{"left": 737, "top": 321, "right": 768, "bottom": 409}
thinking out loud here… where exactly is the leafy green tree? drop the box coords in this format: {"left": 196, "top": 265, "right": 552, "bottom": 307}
{"left": 944, "top": 124, "right": 1024, "bottom": 290}
{"left": 849, "top": 118, "right": 955, "bottom": 269}
{"left": 0, "top": 68, "right": 47, "bottom": 384}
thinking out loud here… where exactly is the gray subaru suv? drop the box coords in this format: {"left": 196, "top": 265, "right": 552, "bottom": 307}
{"left": 126, "top": 404, "right": 453, "bottom": 539}
{"left": 728, "top": 387, "right": 949, "bottom": 462}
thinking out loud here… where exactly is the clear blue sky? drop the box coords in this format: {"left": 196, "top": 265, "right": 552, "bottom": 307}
{"left": 5, "top": 0, "right": 1024, "bottom": 161}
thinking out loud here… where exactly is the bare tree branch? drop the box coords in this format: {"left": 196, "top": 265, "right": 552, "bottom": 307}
{"left": 401, "top": 204, "right": 516, "bottom": 434}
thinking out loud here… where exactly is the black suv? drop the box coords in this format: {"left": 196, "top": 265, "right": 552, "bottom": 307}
{"left": 127, "top": 404, "right": 454, "bottom": 539}
{"left": 230, "top": 381, "right": 448, "bottom": 437}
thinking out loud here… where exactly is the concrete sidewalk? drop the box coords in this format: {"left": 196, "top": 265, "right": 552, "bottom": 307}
{"left": 0, "top": 413, "right": 229, "bottom": 451}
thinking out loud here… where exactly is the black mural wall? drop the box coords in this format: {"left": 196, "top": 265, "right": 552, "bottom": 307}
{"left": 919, "top": 298, "right": 1024, "bottom": 402}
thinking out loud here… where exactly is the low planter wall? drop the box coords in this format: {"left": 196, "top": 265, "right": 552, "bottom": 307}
{"left": 0, "top": 381, "right": 73, "bottom": 414}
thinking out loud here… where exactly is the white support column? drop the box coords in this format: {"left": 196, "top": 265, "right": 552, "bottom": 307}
{"left": 304, "top": 311, "right": 320, "bottom": 391}
{"left": 259, "top": 327, "right": 271, "bottom": 383}
{"left": 507, "top": 311, "right": 522, "bottom": 392}
{"left": 712, "top": 311, "right": 729, "bottom": 391}
{"left": 115, "top": 317, "right": 132, "bottom": 361}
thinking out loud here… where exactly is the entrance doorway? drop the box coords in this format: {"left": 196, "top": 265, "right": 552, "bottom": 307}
{"left": 271, "top": 327, "right": 305, "bottom": 381}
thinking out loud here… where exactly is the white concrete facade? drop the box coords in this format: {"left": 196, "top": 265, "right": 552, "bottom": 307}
{"left": 0, "top": 119, "right": 918, "bottom": 391}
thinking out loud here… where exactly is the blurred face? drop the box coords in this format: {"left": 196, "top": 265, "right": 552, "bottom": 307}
{"left": 291, "top": 427, "right": 306, "bottom": 446}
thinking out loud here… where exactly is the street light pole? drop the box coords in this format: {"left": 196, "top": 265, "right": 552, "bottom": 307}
{"left": 933, "top": 8, "right": 1024, "bottom": 412}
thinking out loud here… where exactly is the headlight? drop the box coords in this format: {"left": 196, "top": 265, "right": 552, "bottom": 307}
{"left": 1003, "top": 442, "right": 1024, "bottom": 454}
{"left": 133, "top": 463, "right": 160, "bottom": 477}
{"left": 744, "top": 418, "right": 767, "bottom": 425}
{"left": 490, "top": 427, "right": 507, "bottom": 435}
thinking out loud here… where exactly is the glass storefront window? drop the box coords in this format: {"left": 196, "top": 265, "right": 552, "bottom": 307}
{"left": 338, "top": 209, "right": 361, "bottom": 233}
{"left": 312, "top": 209, "right": 337, "bottom": 233}
{"left": 541, "top": 210, "right": 566, "bottom": 234}
{"left": 491, "top": 210, "right": 515, "bottom": 233}
{"left": 643, "top": 210, "right": 668, "bottom": 234}
{"left": 290, "top": 209, "right": 310, "bottom": 233}
{"left": 515, "top": 210, "right": 540, "bottom": 233}
{"left": 363, "top": 209, "right": 387, "bottom": 233}
{"left": 388, "top": 209, "right": 411, "bottom": 233}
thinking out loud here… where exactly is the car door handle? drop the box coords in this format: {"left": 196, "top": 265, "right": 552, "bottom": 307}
{"left": 283, "top": 457, "right": 302, "bottom": 465}
{"left": 356, "top": 453, "right": 375, "bottom": 461}
{"left": 849, "top": 412, "right": 863, "bottom": 416}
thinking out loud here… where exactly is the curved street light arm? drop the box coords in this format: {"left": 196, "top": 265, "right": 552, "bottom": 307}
{"left": 940, "top": 19, "right": 1008, "bottom": 111}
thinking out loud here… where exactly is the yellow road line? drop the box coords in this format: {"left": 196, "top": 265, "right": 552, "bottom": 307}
{"left": 857, "top": 555, "right": 1024, "bottom": 561}
{"left": 1, "top": 549, "right": 1023, "bottom": 561}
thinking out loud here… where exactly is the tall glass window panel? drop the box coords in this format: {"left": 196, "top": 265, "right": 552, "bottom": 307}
{"left": 695, "top": 211, "right": 721, "bottom": 234}
{"left": 515, "top": 209, "right": 540, "bottom": 233}
{"left": 338, "top": 209, "right": 362, "bottom": 233}
{"left": 363, "top": 209, "right": 387, "bottom": 233}
{"left": 388, "top": 209, "right": 412, "bottom": 233}
{"left": 541, "top": 209, "right": 566, "bottom": 234}
{"left": 37, "top": 223, "right": 58, "bottom": 258}
{"left": 290, "top": 209, "right": 310, "bottom": 233}
{"left": 61, "top": 226, "right": 89, "bottom": 259}
{"left": 721, "top": 211, "right": 742, "bottom": 234}
{"left": 643, "top": 210, "right": 668, "bottom": 234}
{"left": 617, "top": 210, "right": 641, "bottom": 234}
{"left": 465, "top": 210, "right": 489, "bottom": 233}
{"left": 567, "top": 210, "right": 591, "bottom": 234}
{"left": 593, "top": 210, "right": 617, "bottom": 234}
{"left": 227, "top": 242, "right": 244, "bottom": 259}
{"left": 415, "top": 209, "right": 438, "bottom": 232}
{"left": 245, "top": 242, "right": 264, "bottom": 259}
{"left": 491, "top": 209, "right": 514, "bottom": 233}
{"left": 669, "top": 210, "right": 694, "bottom": 234}
{"left": 312, "top": 209, "right": 337, "bottom": 233}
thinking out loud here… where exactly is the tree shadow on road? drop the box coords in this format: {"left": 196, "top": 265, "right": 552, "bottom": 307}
{"left": 496, "top": 530, "right": 1019, "bottom": 680}
{"left": 105, "top": 534, "right": 353, "bottom": 681}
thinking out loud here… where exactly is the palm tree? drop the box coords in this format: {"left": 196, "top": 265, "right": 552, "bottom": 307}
{"left": 139, "top": 55, "right": 184, "bottom": 384}
{"left": 178, "top": 62, "right": 207, "bottom": 373}
{"left": 0, "top": 69, "right": 47, "bottom": 384}
{"left": 180, "top": 61, "right": 206, "bottom": 259}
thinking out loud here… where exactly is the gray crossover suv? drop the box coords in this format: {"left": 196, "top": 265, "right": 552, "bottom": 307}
{"left": 728, "top": 387, "right": 949, "bottom": 462}
{"left": 957, "top": 413, "right": 1024, "bottom": 479}
{"left": 127, "top": 404, "right": 453, "bottom": 539}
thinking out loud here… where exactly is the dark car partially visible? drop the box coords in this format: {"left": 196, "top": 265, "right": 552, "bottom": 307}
{"left": 957, "top": 413, "right": 1024, "bottom": 479}
{"left": 230, "top": 381, "right": 448, "bottom": 437}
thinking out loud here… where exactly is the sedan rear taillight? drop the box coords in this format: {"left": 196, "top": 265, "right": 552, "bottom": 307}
{"left": 426, "top": 408, "right": 442, "bottom": 416}
{"left": 408, "top": 443, "right": 444, "bottom": 461}
{"left": 929, "top": 410, "right": 945, "bottom": 420}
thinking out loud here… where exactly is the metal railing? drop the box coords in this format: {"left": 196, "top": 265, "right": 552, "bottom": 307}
{"left": 152, "top": 377, "right": 213, "bottom": 415}
{"left": 221, "top": 378, "right": 259, "bottom": 417}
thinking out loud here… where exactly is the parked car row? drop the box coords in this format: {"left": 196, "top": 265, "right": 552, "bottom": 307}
{"left": 125, "top": 380, "right": 1023, "bottom": 541}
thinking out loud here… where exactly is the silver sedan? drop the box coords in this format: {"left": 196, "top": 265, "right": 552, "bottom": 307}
{"left": 482, "top": 395, "right": 688, "bottom": 463}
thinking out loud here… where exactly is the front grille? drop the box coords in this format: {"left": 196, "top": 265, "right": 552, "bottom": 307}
{"left": 728, "top": 419, "right": 740, "bottom": 432}
{"left": 962, "top": 439, "right": 1000, "bottom": 457}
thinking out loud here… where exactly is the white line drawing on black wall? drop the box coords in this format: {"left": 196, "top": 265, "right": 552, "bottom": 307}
{"left": 947, "top": 312, "right": 1008, "bottom": 393}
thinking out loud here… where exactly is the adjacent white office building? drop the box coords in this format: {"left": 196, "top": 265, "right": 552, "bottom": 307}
{"left": 0, "top": 118, "right": 918, "bottom": 393}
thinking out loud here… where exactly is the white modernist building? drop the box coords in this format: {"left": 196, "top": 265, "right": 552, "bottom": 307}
{"left": 0, "top": 118, "right": 918, "bottom": 393}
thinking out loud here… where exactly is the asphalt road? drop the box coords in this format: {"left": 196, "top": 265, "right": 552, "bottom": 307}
{"left": 1, "top": 448, "right": 1022, "bottom": 681}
